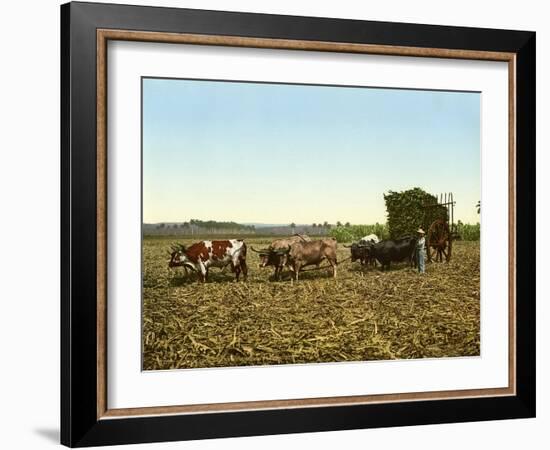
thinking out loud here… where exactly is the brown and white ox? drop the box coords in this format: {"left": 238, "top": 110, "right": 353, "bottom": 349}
{"left": 169, "top": 239, "right": 247, "bottom": 282}
{"left": 251, "top": 234, "right": 310, "bottom": 281}
{"left": 286, "top": 238, "right": 338, "bottom": 280}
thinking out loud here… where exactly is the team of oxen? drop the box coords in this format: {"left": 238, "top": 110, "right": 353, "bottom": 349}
{"left": 168, "top": 233, "right": 418, "bottom": 283}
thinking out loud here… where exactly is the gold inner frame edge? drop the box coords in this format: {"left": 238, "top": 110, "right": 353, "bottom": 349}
{"left": 96, "top": 29, "right": 517, "bottom": 420}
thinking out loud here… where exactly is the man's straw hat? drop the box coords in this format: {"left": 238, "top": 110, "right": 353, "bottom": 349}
{"left": 417, "top": 228, "right": 425, "bottom": 234}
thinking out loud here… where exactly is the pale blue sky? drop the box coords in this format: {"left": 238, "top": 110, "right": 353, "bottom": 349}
{"left": 143, "top": 78, "right": 480, "bottom": 224}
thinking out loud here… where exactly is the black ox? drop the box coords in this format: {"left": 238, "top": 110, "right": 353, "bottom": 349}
{"left": 251, "top": 246, "right": 289, "bottom": 280}
{"left": 368, "top": 236, "right": 417, "bottom": 271}
{"left": 346, "top": 242, "right": 377, "bottom": 267}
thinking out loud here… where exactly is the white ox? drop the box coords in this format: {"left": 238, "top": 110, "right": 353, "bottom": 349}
{"left": 359, "top": 234, "right": 380, "bottom": 245}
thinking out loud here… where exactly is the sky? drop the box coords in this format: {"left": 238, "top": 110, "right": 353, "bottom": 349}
{"left": 142, "top": 78, "right": 480, "bottom": 225}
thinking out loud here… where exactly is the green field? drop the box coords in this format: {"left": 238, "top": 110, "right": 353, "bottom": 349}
{"left": 142, "top": 237, "right": 480, "bottom": 370}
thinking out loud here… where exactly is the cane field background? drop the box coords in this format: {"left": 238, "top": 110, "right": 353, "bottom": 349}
{"left": 142, "top": 236, "right": 480, "bottom": 371}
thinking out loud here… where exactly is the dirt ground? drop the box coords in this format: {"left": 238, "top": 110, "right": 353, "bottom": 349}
{"left": 142, "top": 237, "right": 480, "bottom": 370}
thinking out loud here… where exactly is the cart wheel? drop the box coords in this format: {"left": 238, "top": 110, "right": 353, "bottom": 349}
{"left": 427, "top": 219, "right": 452, "bottom": 263}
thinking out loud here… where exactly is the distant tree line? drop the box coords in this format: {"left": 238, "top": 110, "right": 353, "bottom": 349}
{"left": 186, "top": 219, "right": 255, "bottom": 232}
{"left": 145, "top": 219, "right": 256, "bottom": 236}
{"left": 144, "top": 213, "right": 480, "bottom": 241}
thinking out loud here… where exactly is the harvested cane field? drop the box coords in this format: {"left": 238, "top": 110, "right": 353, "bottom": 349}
{"left": 142, "top": 237, "right": 480, "bottom": 370}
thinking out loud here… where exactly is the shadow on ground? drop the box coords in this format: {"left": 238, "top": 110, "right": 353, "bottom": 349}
{"left": 34, "top": 428, "right": 59, "bottom": 444}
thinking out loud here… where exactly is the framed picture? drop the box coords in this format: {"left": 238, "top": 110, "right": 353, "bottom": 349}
{"left": 61, "top": 1, "right": 535, "bottom": 447}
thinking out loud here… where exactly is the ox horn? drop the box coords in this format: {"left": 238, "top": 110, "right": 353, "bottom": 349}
{"left": 250, "top": 246, "right": 270, "bottom": 253}
{"left": 276, "top": 246, "right": 291, "bottom": 255}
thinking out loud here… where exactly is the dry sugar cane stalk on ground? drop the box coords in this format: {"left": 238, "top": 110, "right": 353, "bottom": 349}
{"left": 142, "top": 237, "right": 480, "bottom": 370}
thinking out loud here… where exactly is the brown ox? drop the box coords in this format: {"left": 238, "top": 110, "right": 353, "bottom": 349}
{"left": 251, "top": 234, "right": 310, "bottom": 281}
{"left": 286, "top": 238, "right": 338, "bottom": 280}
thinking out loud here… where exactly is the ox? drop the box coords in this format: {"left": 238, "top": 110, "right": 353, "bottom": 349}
{"left": 368, "top": 236, "right": 417, "bottom": 271}
{"left": 168, "top": 239, "right": 247, "bottom": 282}
{"left": 346, "top": 242, "right": 372, "bottom": 266}
{"left": 359, "top": 234, "right": 380, "bottom": 245}
{"left": 251, "top": 234, "right": 310, "bottom": 280}
{"left": 285, "top": 238, "right": 338, "bottom": 280}
{"left": 345, "top": 234, "right": 379, "bottom": 267}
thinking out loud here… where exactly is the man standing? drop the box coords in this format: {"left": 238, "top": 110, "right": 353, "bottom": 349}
{"left": 416, "top": 228, "right": 426, "bottom": 274}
